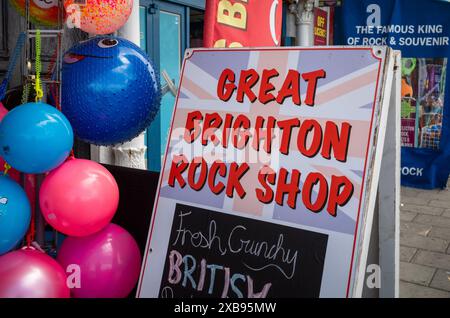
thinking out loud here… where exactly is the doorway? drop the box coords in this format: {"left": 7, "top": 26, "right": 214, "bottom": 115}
{"left": 139, "top": 0, "right": 204, "bottom": 171}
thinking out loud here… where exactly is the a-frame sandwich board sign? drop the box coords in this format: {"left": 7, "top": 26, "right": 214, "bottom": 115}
{"left": 137, "top": 46, "right": 399, "bottom": 298}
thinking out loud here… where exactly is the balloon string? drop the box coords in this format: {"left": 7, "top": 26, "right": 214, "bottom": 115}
{"left": 34, "top": 30, "right": 43, "bottom": 103}
{"left": 21, "top": 83, "right": 30, "bottom": 104}
{"left": 3, "top": 162, "right": 11, "bottom": 176}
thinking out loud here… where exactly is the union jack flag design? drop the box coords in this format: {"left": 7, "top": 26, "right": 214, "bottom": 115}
{"left": 160, "top": 48, "right": 382, "bottom": 237}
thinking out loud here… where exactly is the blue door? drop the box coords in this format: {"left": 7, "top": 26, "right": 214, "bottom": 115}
{"left": 140, "top": 0, "right": 204, "bottom": 171}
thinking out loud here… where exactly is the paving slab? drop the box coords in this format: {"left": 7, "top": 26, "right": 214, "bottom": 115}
{"left": 400, "top": 222, "right": 432, "bottom": 236}
{"left": 401, "top": 196, "right": 430, "bottom": 206}
{"left": 401, "top": 204, "right": 443, "bottom": 216}
{"left": 416, "top": 190, "right": 450, "bottom": 201}
{"left": 442, "top": 209, "right": 450, "bottom": 218}
{"left": 413, "top": 250, "right": 450, "bottom": 271}
{"left": 429, "top": 226, "right": 450, "bottom": 241}
{"left": 400, "top": 185, "right": 450, "bottom": 298}
{"left": 400, "top": 246, "right": 417, "bottom": 262}
{"left": 414, "top": 214, "right": 450, "bottom": 228}
{"left": 429, "top": 200, "right": 450, "bottom": 209}
{"left": 401, "top": 187, "right": 422, "bottom": 197}
{"left": 400, "top": 262, "right": 436, "bottom": 286}
{"left": 400, "top": 211, "right": 418, "bottom": 222}
{"left": 400, "top": 281, "right": 450, "bottom": 298}
{"left": 400, "top": 233, "right": 448, "bottom": 253}
{"left": 429, "top": 269, "right": 450, "bottom": 292}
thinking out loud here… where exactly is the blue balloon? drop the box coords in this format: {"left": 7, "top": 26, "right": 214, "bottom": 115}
{"left": 0, "top": 102, "right": 74, "bottom": 173}
{"left": 62, "top": 36, "right": 161, "bottom": 145}
{"left": 0, "top": 175, "right": 31, "bottom": 255}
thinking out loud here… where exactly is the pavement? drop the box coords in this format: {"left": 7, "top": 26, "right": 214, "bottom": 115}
{"left": 400, "top": 185, "right": 450, "bottom": 298}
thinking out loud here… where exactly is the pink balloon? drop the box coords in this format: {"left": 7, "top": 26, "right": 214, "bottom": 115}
{"left": 64, "top": 0, "right": 133, "bottom": 35}
{"left": 0, "top": 102, "right": 8, "bottom": 121}
{"left": 0, "top": 248, "right": 70, "bottom": 298}
{"left": 40, "top": 158, "right": 119, "bottom": 237}
{"left": 57, "top": 223, "right": 141, "bottom": 298}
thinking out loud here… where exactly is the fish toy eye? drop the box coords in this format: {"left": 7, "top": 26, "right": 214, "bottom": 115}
{"left": 98, "top": 38, "right": 119, "bottom": 48}
{"left": 33, "top": 0, "right": 58, "bottom": 9}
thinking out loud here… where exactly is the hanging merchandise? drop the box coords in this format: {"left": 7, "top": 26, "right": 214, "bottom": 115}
{"left": 40, "top": 158, "right": 119, "bottom": 237}
{"left": 64, "top": 0, "right": 133, "bottom": 35}
{"left": 0, "top": 248, "right": 70, "bottom": 298}
{"left": 57, "top": 223, "right": 141, "bottom": 298}
{"left": 334, "top": 0, "right": 450, "bottom": 189}
{"left": 8, "top": 0, "right": 59, "bottom": 27}
{"left": 0, "top": 30, "right": 74, "bottom": 174}
{"left": 0, "top": 175, "right": 31, "bottom": 256}
{"left": 61, "top": 36, "right": 161, "bottom": 145}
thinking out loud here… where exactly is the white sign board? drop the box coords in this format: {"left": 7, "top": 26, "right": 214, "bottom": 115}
{"left": 137, "top": 47, "right": 394, "bottom": 298}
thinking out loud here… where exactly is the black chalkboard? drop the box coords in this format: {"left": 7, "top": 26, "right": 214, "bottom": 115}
{"left": 158, "top": 203, "right": 328, "bottom": 298}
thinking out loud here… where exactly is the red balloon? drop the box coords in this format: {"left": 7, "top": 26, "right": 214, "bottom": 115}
{"left": 57, "top": 223, "right": 141, "bottom": 298}
{"left": 40, "top": 158, "right": 119, "bottom": 237}
{"left": 0, "top": 248, "right": 70, "bottom": 298}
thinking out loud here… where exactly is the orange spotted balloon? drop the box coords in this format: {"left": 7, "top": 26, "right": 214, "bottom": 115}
{"left": 64, "top": 0, "right": 133, "bottom": 35}
{"left": 8, "top": 0, "right": 59, "bottom": 27}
